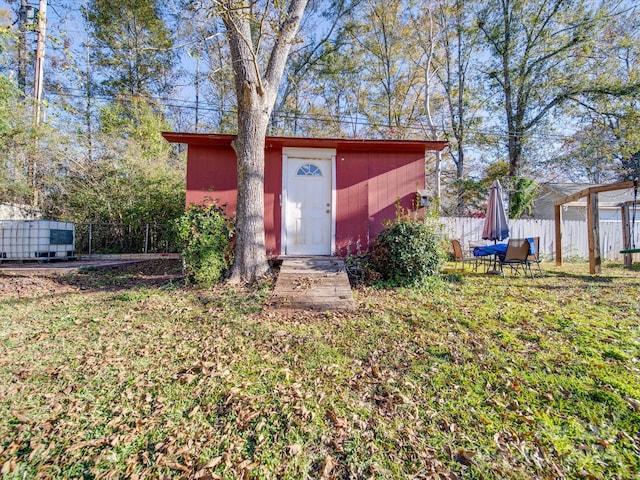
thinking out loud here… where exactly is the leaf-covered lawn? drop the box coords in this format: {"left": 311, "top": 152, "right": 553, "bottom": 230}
{"left": 1, "top": 261, "right": 639, "bottom": 479}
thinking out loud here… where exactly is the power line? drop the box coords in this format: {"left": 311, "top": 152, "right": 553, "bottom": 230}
{"left": 43, "top": 89, "right": 585, "bottom": 142}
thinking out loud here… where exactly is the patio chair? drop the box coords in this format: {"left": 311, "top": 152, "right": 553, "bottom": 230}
{"left": 498, "top": 238, "right": 534, "bottom": 278}
{"left": 527, "top": 236, "right": 543, "bottom": 276}
{"left": 451, "top": 239, "right": 476, "bottom": 271}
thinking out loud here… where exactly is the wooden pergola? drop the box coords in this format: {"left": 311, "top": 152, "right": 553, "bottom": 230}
{"left": 554, "top": 180, "right": 637, "bottom": 274}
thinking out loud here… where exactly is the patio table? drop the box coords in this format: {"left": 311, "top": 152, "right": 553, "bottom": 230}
{"left": 472, "top": 239, "right": 536, "bottom": 274}
{"left": 473, "top": 243, "right": 508, "bottom": 257}
{"left": 473, "top": 243, "right": 507, "bottom": 273}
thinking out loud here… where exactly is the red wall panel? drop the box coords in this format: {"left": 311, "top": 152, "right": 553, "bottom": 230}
{"left": 334, "top": 148, "right": 425, "bottom": 255}
{"left": 179, "top": 135, "right": 428, "bottom": 257}
{"left": 367, "top": 150, "right": 424, "bottom": 239}
{"left": 335, "top": 151, "right": 369, "bottom": 256}
{"left": 185, "top": 144, "right": 238, "bottom": 214}
{"left": 264, "top": 147, "right": 283, "bottom": 255}
{"left": 185, "top": 145, "right": 282, "bottom": 255}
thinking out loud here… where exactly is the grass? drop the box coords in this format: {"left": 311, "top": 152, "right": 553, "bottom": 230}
{"left": 0, "top": 261, "right": 639, "bottom": 479}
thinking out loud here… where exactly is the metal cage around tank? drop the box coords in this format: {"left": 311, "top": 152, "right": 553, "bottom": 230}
{"left": 0, "top": 220, "right": 75, "bottom": 261}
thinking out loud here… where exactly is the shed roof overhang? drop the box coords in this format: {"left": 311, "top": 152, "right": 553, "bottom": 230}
{"left": 162, "top": 132, "right": 449, "bottom": 152}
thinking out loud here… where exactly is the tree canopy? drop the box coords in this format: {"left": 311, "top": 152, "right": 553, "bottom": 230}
{"left": 0, "top": 0, "right": 638, "bottom": 228}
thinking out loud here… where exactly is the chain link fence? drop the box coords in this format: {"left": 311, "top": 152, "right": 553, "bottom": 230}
{"left": 74, "top": 222, "right": 180, "bottom": 255}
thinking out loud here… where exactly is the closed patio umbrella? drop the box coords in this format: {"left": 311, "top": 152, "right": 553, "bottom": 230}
{"left": 482, "top": 179, "right": 510, "bottom": 242}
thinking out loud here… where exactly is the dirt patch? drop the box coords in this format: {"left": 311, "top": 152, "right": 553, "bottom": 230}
{"left": 0, "top": 273, "right": 79, "bottom": 301}
{"left": 0, "top": 259, "right": 184, "bottom": 301}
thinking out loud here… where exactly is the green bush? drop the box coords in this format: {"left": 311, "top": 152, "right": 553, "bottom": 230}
{"left": 175, "top": 204, "right": 234, "bottom": 285}
{"left": 510, "top": 177, "right": 538, "bottom": 219}
{"left": 369, "top": 218, "right": 445, "bottom": 287}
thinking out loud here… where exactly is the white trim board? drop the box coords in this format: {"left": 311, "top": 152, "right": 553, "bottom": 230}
{"left": 280, "top": 148, "right": 336, "bottom": 255}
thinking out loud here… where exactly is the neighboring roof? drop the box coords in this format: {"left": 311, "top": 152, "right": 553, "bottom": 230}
{"left": 540, "top": 182, "right": 638, "bottom": 208}
{"left": 543, "top": 183, "right": 594, "bottom": 197}
{"left": 161, "top": 132, "right": 449, "bottom": 152}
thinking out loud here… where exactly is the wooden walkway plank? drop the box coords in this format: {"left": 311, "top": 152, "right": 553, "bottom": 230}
{"left": 269, "top": 256, "right": 355, "bottom": 311}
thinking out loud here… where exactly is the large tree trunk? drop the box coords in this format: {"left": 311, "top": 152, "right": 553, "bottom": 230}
{"left": 508, "top": 132, "right": 522, "bottom": 178}
{"left": 228, "top": 82, "right": 271, "bottom": 283}
{"left": 221, "top": 0, "right": 308, "bottom": 283}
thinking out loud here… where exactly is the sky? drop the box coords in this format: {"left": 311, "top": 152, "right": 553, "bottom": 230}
{"left": 0, "top": 0, "right": 203, "bottom": 120}
{"left": 2, "top": 0, "right": 638, "bottom": 183}
{"left": 0, "top": 0, "right": 579, "bottom": 179}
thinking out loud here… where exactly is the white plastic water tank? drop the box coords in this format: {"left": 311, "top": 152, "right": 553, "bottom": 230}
{"left": 0, "top": 220, "right": 75, "bottom": 261}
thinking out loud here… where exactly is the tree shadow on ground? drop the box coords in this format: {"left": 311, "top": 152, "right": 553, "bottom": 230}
{"left": 60, "top": 259, "right": 185, "bottom": 291}
{"left": 545, "top": 270, "right": 615, "bottom": 283}
{"left": 0, "top": 260, "right": 185, "bottom": 304}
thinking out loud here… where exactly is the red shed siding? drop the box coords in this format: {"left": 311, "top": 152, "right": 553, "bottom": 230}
{"left": 334, "top": 148, "right": 425, "bottom": 256}
{"left": 368, "top": 149, "right": 424, "bottom": 237}
{"left": 335, "top": 150, "right": 369, "bottom": 256}
{"left": 164, "top": 133, "right": 446, "bottom": 257}
{"left": 264, "top": 147, "right": 283, "bottom": 255}
{"left": 185, "top": 144, "right": 238, "bottom": 210}
{"left": 184, "top": 144, "right": 283, "bottom": 255}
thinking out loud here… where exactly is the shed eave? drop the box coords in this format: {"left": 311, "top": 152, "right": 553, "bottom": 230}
{"left": 161, "top": 132, "right": 448, "bottom": 152}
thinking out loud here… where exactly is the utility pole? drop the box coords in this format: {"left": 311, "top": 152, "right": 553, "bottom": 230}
{"left": 29, "top": 0, "right": 47, "bottom": 206}
{"left": 85, "top": 41, "right": 94, "bottom": 162}
{"left": 33, "top": 0, "right": 47, "bottom": 127}
{"left": 17, "top": 0, "right": 33, "bottom": 95}
{"left": 195, "top": 52, "right": 200, "bottom": 133}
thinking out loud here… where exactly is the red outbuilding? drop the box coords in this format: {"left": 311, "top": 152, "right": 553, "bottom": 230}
{"left": 162, "top": 133, "right": 448, "bottom": 257}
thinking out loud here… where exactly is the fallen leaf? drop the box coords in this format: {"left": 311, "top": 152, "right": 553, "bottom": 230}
{"left": 321, "top": 455, "right": 336, "bottom": 478}
{"left": 194, "top": 470, "right": 216, "bottom": 480}
{"left": 14, "top": 413, "right": 32, "bottom": 423}
{"left": 443, "top": 445, "right": 453, "bottom": 460}
{"left": 326, "top": 409, "right": 347, "bottom": 429}
{"left": 164, "top": 461, "right": 189, "bottom": 472}
{"left": 179, "top": 373, "right": 198, "bottom": 385}
{"left": 455, "top": 448, "right": 476, "bottom": 466}
{"left": 202, "top": 456, "right": 222, "bottom": 469}
{"left": 66, "top": 438, "right": 108, "bottom": 452}
{"left": 288, "top": 444, "right": 302, "bottom": 456}
{"left": 1, "top": 459, "right": 16, "bottom": 475}
{"left": 625, "top": 396, "right": 640, "bottom": 411}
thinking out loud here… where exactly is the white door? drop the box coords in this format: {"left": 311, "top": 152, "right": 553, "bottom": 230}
{"left": 284, "top": 157, "right": 332, "bottom": 255}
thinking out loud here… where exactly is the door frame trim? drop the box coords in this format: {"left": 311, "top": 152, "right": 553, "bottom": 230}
{"left": 281, "top": 147, "right": 336, "bottom": 256}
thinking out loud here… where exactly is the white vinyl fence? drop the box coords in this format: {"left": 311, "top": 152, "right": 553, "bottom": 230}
{"left": 440, "top": 217, "right": 640, "bottom": 262}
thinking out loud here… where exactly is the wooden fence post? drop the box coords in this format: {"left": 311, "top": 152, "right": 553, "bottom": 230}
{"left": 587, "top": 193, "right": 601, "bottom": 274}
{"left": 555, "top": 204, "right": 562, "bottom": 266}
{"left": 622, "top": 204, "right": 632, "bottom": 268}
